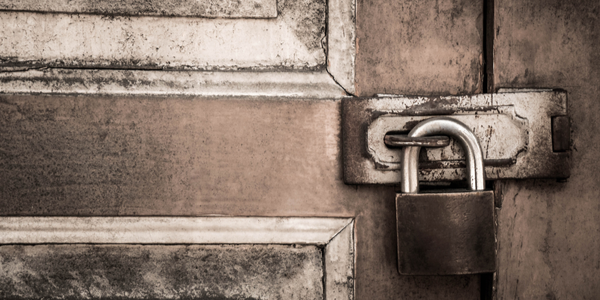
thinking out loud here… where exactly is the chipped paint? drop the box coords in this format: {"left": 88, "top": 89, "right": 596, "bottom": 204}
{"left": 0, "top": 0, "right": 325, "bottom": 71}
{"left": 0, "top": 0, "right": 356, "bottom": 94}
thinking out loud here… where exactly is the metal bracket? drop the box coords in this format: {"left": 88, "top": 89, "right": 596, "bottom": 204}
{"left": 342, "top": 90, "right": 571, "bottom": 184}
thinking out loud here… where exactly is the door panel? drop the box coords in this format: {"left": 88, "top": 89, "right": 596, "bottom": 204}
{"left": 0, "top": 244, "right": 324, "bottom": 299}
{"left": 0, "top": 217, "right": 354, "bottom": 299}
{"left": 494, "top": 0, "right": 600, "bottom": 298}
{"left": 0, "top": 0, "right": 325, "bottom": 70}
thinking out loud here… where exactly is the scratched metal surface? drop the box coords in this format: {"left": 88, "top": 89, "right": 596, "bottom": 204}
{"left": 342, "top": 91, "right": 570, "bottom": 184}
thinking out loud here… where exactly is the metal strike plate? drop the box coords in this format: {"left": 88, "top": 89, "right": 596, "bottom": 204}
{"left": 342, "top": 90, "right": 571, "bottom": 184}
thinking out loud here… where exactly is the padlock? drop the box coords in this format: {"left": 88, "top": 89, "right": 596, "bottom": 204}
{"left": 396, "top": 117, "right": 496, "bottom": 275}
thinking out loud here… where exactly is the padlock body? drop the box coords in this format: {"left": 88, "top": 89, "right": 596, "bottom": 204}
{"left": 396, "top": 190, "right": 496, "bottom": 275}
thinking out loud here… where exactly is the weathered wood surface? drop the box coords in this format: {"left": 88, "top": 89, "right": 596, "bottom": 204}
{"left": 355, "top": 0, "right": 483, "bottom": 96}
{"left": 494, "top": 0, "right": 600, "bottom": 298}
{"left": 0, "top": 244, "right": 323, "bottom": 299}
{"left": 0, "top": 96, "right": 344, "bottom": 216}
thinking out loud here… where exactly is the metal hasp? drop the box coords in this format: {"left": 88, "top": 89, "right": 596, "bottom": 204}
{"left": 342, "top": 89, "right": 571, "bottom": 184}
{"left": 396, "top": 117, "right": 495, "bottom": 275}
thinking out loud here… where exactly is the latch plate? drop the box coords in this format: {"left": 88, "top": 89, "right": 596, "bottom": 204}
{"left": 342, "top": 90, "right": 571, "bottom": 184}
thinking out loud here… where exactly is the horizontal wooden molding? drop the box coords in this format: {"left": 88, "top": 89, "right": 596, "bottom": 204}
{"left": 0, "top": 0, "right": 277, "bottom": 18}
{"left": 0, "top": 216, "right": 353, "bottom": 245}
{"left": 0, "top": 69, "right": 347, "bottom": 98}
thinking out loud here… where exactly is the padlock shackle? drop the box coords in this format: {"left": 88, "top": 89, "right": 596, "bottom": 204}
{"left": 401, "top": 117, "right": 486, "bottom": 193}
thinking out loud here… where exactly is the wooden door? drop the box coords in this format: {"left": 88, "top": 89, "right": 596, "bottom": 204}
{"left": 4, "top": 0, "right": 597, "bottom": 299}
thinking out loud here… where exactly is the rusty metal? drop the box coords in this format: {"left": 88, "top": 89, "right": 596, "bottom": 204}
{"left": 397, "top": 120, "right": 495, "bottom": 275}
{"left": 342, "top": 90, "right": 571, "bottom": 184}
{"left": 396, "top": 190, "right": 496, "bottom": 275}
{"left": 401, "top": 117, "right": 486, "bottom": 193}
{"left": 384, "top": 135, "right": 450, "bottom": 148}
{"left": 552, "top": 115, "right": 570, "bottom": 152}
{"left": 418, "top": 158, "right": 516, "bottom": 169}
{"left": 368, "top": 112, "right": 528, "bottom": 170}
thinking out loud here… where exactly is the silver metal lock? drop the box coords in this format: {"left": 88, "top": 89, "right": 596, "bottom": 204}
{"left": 396, "top": 117, "right": 496, "bottom": 275}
